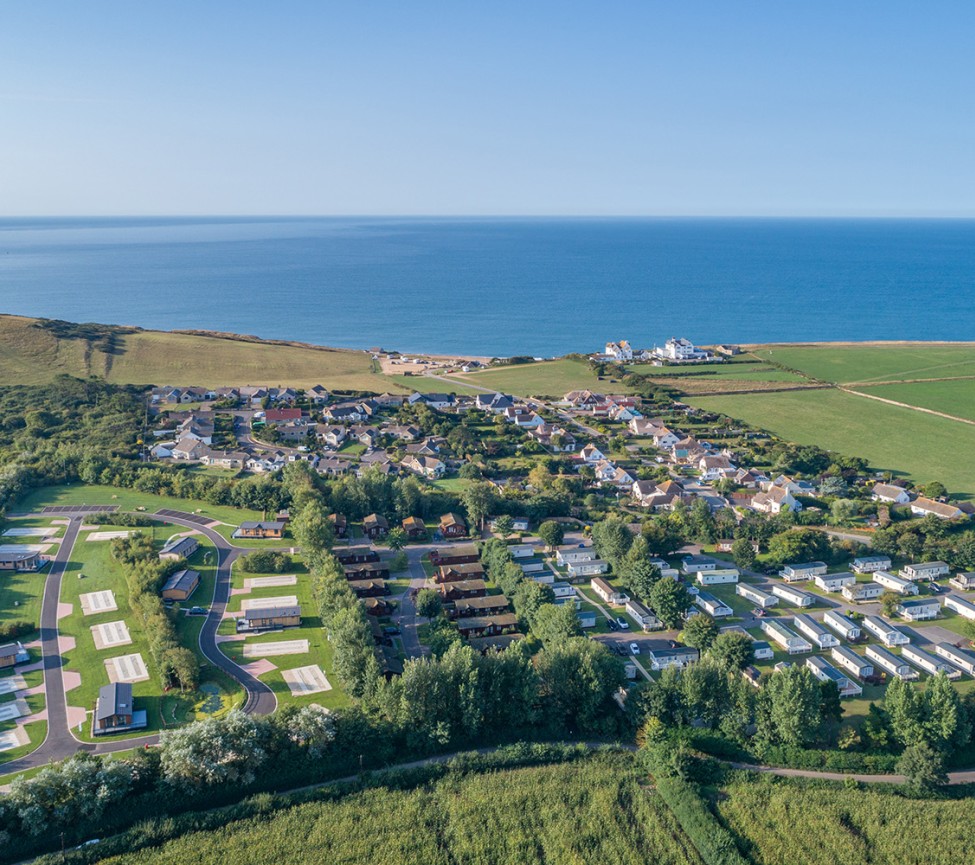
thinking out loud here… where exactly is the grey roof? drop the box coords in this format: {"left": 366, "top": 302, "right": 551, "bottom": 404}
{"left": 243, "top": 605, "right": 301, "bottom": 620}
{"left": 162, "top": 569, "right": 200, "bottom": 593}
{"left": 238, "top": 521, "right": 285, "bottom": 530}
{"left": 95, "top": 682, "right": 132, "bottom": 721}
{"left": 0, "top": 642, "right": 23, "bottom": 659}
{"left": 160, "top": 536, "right": 198, "bottom": 556}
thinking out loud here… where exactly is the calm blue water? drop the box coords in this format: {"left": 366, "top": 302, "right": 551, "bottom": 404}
{"left": 0, "top": 216, "right": 972, "bottom": 356}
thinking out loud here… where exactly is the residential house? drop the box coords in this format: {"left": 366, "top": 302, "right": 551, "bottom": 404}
{"left": 201, "top": 450, "right": 248, "bottom": 469}
{"left": 841, "top": 581, "right": 884, "bottom": 603}
{"left": 604, "top": 340, "right": 633, "bottom": 361}
{"left": 647, "top": 647, "right": 700, "bottom": 671}
{"left": 814, "top": 572, "right": 857, "bottom": 593}
{"left": 900, "top": 561, "right": 950, "bottom": 581}
{"left": 93, "top": 682, "right": 147, "bottom": 735}
{"left": 770, "top": 585, "right": 815, "bottom": 607}
{"left": 438, "top": 513, "right": 467, "bottom": 538}
{"left": 792, "top": 614, "right": 839, "bottom": 649}
{"left": 823, "top": 610, "right": 861, "bottom": 641}
{"left": 910, "top": 497, "right": 969, "bottom": 520}
{"left": 578, "top": 444, "right": 606, "bottom": 463}
{"left": 736, "top": 583, "right": 777, "bottom": 608}
{"left": 865, "top": 644, "right": 918, "bottom": 680}
{"left": 873, "top": 570, "right": 919, "bottom": 595}
{"left": 233, "top": 521, "right": 285, "bottom": 540}
{"left": 386, "top": 424, "right": 422, "bottom": 441}
{"left": 852, "top": 555, "right": 892, "bottom": 574}
{"left": 831, "top": 646, "right": 874, "bottom": 680}
{"left": 780, "top": 562, "right": 827, "bottom": 582}
{"left": 751, "top": 485, "right": 801, "bottom": 514}
{"left": 698, "top": 454, "right": 736, "bottom": 482}
{"left": 561, "top": 390, "right": 604, "bottom": 410}
{"left": 317, "top": 457, "right": 353, "bottom": 477}
{"left": 408, "top": 392, "right": 455, "bottom": 411}
{"left": 862, "top": 615, "right": 910, "bottom": 647}
{"left": 362, "top": 514, "right": 389, "bottom": 540}
{"left": 161, "top": 569, "right": 200, "bottom": 602}
{"left": 170, "top": 438, "right": 209, "bottom": 461}
{"left": 593, "top": 460, "right": 634, "bottom": 487}
{"left": 475, "top": 392, "right": 515, "bottom": 412}
{"left": 319, "top": 426, "right": 347, "bottom": 448}
{"left": 401, "top": 454, "right": 446, "bottom": 478}
{"left": 590, "top": 578, "right": 625, "bottom": 605}
{"left": 871, "top": 483, "right": 912, "bottom": 504}
{"left": 761, "top": 619, "right": 812, "bottom": 654}
{"left": 306, "top": 385, "right": 330, "bottom": 404}
{"left": 695, "top": 591, "right": 732, "bottom": 618}
{"left": 805, "top": 656, "right": 863, "bottom": 698}
{"left": 654, "top": 337, "right": 710, "bottom": 362}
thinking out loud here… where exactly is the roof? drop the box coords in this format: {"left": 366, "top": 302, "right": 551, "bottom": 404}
{"left": 162, "top": 569, "right": 200, "bottom": 593}
{"left": 160, "top": 536, "right": 198, "bottom": 556}
{"left": 912, "top": 497, "right": 965, "bottom": 518}
{"left": 0, "top": 642, "right": 24, "bottom": 660}
{"left": 439, "top": 512, "right": 466, "bottom": 528}
{"left": 455, "top": 595, "right": 510, "bottom": 611}
{"left": 96, "top": 682, "right": 133, "bottom": 721}
{"left": 243, "top": 605, "right": 301, "bottom": 620}
{"left": 239, "top": 521, "right": 285, "bottom": 531}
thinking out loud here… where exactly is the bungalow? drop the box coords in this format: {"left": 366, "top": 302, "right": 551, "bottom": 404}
{"left": 317, "top": 457, "right": 353, "bottom": 477}
{"left": 647, "top": 647, "right": 700, "bottom": 671}
{"left": 233, "top": 521, "right": 285, "bottom": 540}
{"left": 469, "top": 633, "right": 526, "bottom": 652}
{"left": 451, "top": 595, "right": 511, "bottom": 618}
{"left": 343, "top": 563, "right": 391, "bottom": 580}
{"left": 823, "top": 610, "right": 861, "bottom": 641}
{"left": 814, "top": 572, "right": 857, "bottom": 593}
{"left": 842, "top": 581, "right": 885, "bottom": 603}
{"left": 306, "top": 385, "right": 330, "bottom": 404}
{"left": 439, "top": 513, "right": 467, "bottom": 538}
{"left": 238, "top": 605, "right": 302, "bottom": 631}
{"left": 831, "top": 646, "right": 874, "bottom": 680}
{"left": 440, "top": 580, "right": 487, "bottom": 601}
{"left": 170, "top": 438, "right": 209, "bottom": 461}
{"left": 159, "top": 536, "right": 199, "bottom": 562}
{"left": 682, "top": 555, "right": 718, "bottom": 575}
{"left": 0, "top": 642, "right": 29, "bottom": 669}
{"left": 363, "top": 514, "right": 389, "bottom": 540}
{"left": 363, "top": 597, "right": 392, "bottom": 617}
{"left": 902, "top": 644, "right": 962, "bottom": 679}
{"left": 696, "top": 568, "right": 739, "bottom": 586}
{"left": 475, "top": 392, "right": 515, "bottom": 412}
{"left": 862, "top": 615, "right": 910, "bottom": 647}
{"left": 386, "top": 424, "right": 422, "bottom": 441}
{"left": 401, "top": 455, "right": 446, "bottom": 478}
{"left": 935, "top": 642, "right": 975, "bottom": 677}
{"left": 805, "top": 656, "right": 862, "bottom": 698}
{"left": 897, "top": 598, "right": 941, "bottom": 621}
{"left": 578, "top": 444, "right": 606, "bottom": 463}
{"left": 567, "top": 558, "right": 609, "bottom": 577}
{"left": 626, "top": 599, "right": 663, "bottom": 631}
{"left": 865, "top": 644, "right": 918, "bottom": 680}
{"left": 335, "top": 546, "right": 379, "bottom": 565}
{"left": 698, "top": 454, "right": 736, "bottom": 482}
{"left": 408, "top": 392, "right": 455, "bottom": 411}
{"left": 437, "top": 563, "right": 486, "bottom": 583}
{"left": 695, "top": 591, "right": 732, "bottom": 618}
{"left": 761, "top": 619, "right": 813, "bottom": 654}
{"left": 852, "top": 555, "right": 892, "bottom": 574}
{"left": 401, "top": 516, "right": 426, "bottom": 540}
{"left": 736, "top": 583, "right": 778, "bottom": 608}
{"left": 950, "top": 572, "right": 975, "bottom": 591}
{"left": 792, "top": 614, "right": 839, "bottom": 649}
{"left": 771, "top": 584, "right": 816, "bottom": 608}
{"left": 430, "top": 544, "right": 479, "bottom": 566}
{"left": 590, "top": 578, "right": 626, "bottom": 605}
{"left": 900, "top": 561, "right": 950, "bottom": 581}
{"left": 456, "top": 613, "right": 519, "bottom": 638}
{"left": 944, "top": 594, "right": 975, "bottom": 621}
{"left": 202, "top": 450, "right": 248, "bottom": 469}
{"left": 910, "top": 497, "right": 968, "bottom": 520}
{"left": 873, "top": 570, "right": 919, "bottom": 595}
{"left": 329, "top": 513, "right": 348, "bottom": 538}
{"left": 751, "top": 485, "right": 801, "bottom": 515}
{"left": 0, "top": 550, "right": 42, "bottom": 572}
{"left": 161, "top": 569, "right": 200, "bottom": 602}
{"left": 780, "top": 562, "right": 827, "bottom": 582}
{"left": 871, "top": 483, "right": 912, "bottom": 504}
{"left": 347, "top": 579, "right": 388, "bottom": 598}
{"left": 93, "top": 682, "right": 147, "bottom": 735}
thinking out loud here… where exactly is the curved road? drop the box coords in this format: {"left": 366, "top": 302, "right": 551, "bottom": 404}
{"left": 1, "top": 510, "right": 276, "bottom": 776}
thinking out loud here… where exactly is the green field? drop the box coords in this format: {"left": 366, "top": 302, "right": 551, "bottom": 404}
{"left": 449, "top": 358, "right": 624, "bottom": 397}
{"left": 717, "top": 773, "right": 975, "bottom": 865}
{"left": 383, "top": 374, "right": 491, "bottom": 396}
{"left": 92, "top": 754, "right": 703, "bottom": 865}
{"left": 626, "top": 363, "right": 806, "bottom": 383}
{"left": 854, "top": 378, "right": 975, "bottom": 421}
{"left": 752, "top": 344, "right": 975, "bottom": 384}
{"left": 689, "top": 388, "right": 975, "bottom": 497}
{"left": 0, "top": 315, "right": 397, "bottom": 390}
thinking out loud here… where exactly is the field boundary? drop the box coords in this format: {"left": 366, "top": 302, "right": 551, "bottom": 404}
{"left": 840, "top": 387, "right": 975, "bottom": 427}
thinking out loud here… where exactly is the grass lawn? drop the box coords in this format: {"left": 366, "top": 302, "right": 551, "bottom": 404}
{"left": 336, "top": 441, "right": 366, "bottom": 456}
{"left": 430, "top": 477, "right": 473, "bottom": 494}
{"left": 751, "top": 344, "right": 975, "bottom": 384}
{"left": 448, "top": 358, "right": 622, "bottom": 398}
{"left": 0, "top": 668, "right": 46, "bottom": 767}
{"left": 854, "top": 378, "right": 975, "bottom": 421}
{"left": 688, "top": 388, "right": 975, "bottom": 497}
{"left": 0, "top": 567, "right": 46, "bottom": 633}
{"left": 382, "top": 374, "right": 489, "bottom": 396}
{"left": 17, "top": 484, "right": 265, "bottom": 524}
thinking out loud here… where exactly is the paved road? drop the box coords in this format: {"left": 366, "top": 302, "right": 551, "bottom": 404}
{"left": 396, "top": 548, "right": 433, "bottom": 659}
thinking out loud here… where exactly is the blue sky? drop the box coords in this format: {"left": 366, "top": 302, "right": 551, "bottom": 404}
{"left": 1, "top": 2, "right": 972, "bottom": 216}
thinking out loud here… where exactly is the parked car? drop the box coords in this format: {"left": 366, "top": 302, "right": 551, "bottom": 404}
{"left": 629, "top": 642, "right": 640, "bottom": 655}
{"left": 607, "top": 619, "right": 619, "bottom": 631}
{"left": 753, "top": 608, "right": 768, "bottom": 617}
{"left": 616, "top": 617, "right": 629, "bottom": 630}
{"left": 188, "top": 606, "right": 208, "bottom": 616}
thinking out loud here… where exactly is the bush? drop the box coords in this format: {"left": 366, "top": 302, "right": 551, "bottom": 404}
{"left": 238, "top": 551, "right": 293, "bottom": 573}
{"left": 0, "top": 620, "right": 34, "bottom": 640}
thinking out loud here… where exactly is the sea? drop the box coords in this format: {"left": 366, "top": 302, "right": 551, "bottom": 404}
{"left": 0, "top": 216, "right": 973, "bottom": 357}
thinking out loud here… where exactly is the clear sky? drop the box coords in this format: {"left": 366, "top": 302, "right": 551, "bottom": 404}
{"left": 2, "top": 2, "right": 973, "bottom": 216}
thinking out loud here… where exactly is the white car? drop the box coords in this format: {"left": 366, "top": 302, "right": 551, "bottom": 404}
{"left": 629, "top": 642, "right": 640, "bottom": 655}
{"left": 616, "top": 617, "right": 629, "bottom": 630}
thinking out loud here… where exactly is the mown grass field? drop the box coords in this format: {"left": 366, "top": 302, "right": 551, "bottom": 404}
{"left": 0, "top": 315, "right": 398, "bottom": 390}
{"left": 717, "top": 773, "right": 975, "bottom": 865}
{"left": 689, "top": 388, "right": 975, "bottom": 497}
{"left": 93, "top": 754, "right": 704, "bottom": 865}
{"left": 751, "top": 344, "right": 975, "bottom": 384}
{"left": 854, "top": 378, "right": 975, "bottom": 421}
{"left": 449, "top": 358, "right": 626, "bottom": 397}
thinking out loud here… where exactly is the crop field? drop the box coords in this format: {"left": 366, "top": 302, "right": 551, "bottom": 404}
{"left": 717, "top": 773, "right": 975, "bottom": 865}
{"left": 449, "top": 358, "right": 626, "bottom": 398}
{"left": 0, "top": 315, "right": 397, "bottom": 390}
{"left": 751, "top": 344, "right": 975, "bottom": 384}
{"left": 689, "top": 388, "right": 975, "bottom": 497}
{"left": 853, "top": 378, "right": 975, "bottom": 421}
{"left": 93, "top": 755, "right": 704, "bottom": 865}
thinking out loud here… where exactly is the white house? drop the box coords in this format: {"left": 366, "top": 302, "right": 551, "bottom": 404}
{"left": 556, "top": 546, "right": 596, "bottom": 565}
{"left": 862, "top": 615, "right": 910, "bottom": 647}
{"left": 604, "top": 340, "right": 633, "bottom": 361}
{"left": 761, "top": 619, "right": 812, "bottom": 654}
{"left": 792, "top": 614, "right": 839, "bottom": 649}
{"left": 814, "top": 572, "right": 857, "bottom": 593}
{"left": 896, "top": 598, "right": 940, "bottom": 621}
{"left": 823, "top": 610, "right": 861, "bottom": 641}
{"left": 900, "top": 561, "right": 950, "bottom": 581}
{"left": 694, "top": 591, "right": 732, "bottom": 618}
{"left": 751, "top": 485, "right": 801, "bottom": 515}
{"left": 590, "top": 578, "right": 625, "bottom": 605}
{"left": 805, "top": 656, "right": 863, "bottom": 698}
{"left": 654, "top": 337, "right": 709, "bottom": 362}
{"left": 901, "top": 645, "right": 962, "bottom": 679}
{"left": 698, "top": 454, "right": 736, "bottom": 482}
{"left": 568, "top": 559, "right": 609, "bottom": 577}
{"left": 831, "top": 646, "right": 874, "bottom": 680}
{"left": 647, "top": 647, "right": 700, "bottom": 671}
{"left": 865, "top": 644, "right": 918, "bottom": 680}
{"left": 780, "top": 562, "right": 827, "bottom": 582}
{"left": 696, "top": 568, "right": 739, "bottom": 586}
{"left": 682, "top": 555, "right": 718, "bottom": 575}
{"left": 736, "top": 583, "right": 778, "bottom": 608}
{"left": 578, "top": 444, "right": 606, "bottom": 463}
{"left": 771, "top": 584, "right": 815, "bottom": 608}
{"left": 873, "top": 570, "right": 919, "bottom": 596}
{"left": 944, "top": 594, "right": 975, "bottom": 621}
{"left": 910, "top": 497, "right": 969, "bottom": 520}
{"left": 851, "top": 555, "right": 892, "bottom": 574}
{"left": 871, "top": 483, "right": 911, "bottom": 504}
{"left": 841, "top": 581, "right": 884, "bottom": 603}
{"left": 626, "top": 599, "right": 663, "bottom": 631}
{"left": 935, "top": 642, "right": 975, "bottom": 676}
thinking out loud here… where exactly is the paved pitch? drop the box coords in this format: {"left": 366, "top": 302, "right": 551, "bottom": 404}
{"left": 282, "top": 665, "right": 332, "bottom": 695}
{"left": 105, "top": 653, "right": 149, "bottom": 683}
{"left": 91, "top": 620, "right": 132, "bottom": 650}
{"left": 242, "top": 639, "right": 309, "bottom": 658}
{"left": 244, "top": 575, "right": 298, "bottom": 589}
{"left": 80, "top": 590, "right": 118, "bottom": 616}
{"left": 241, "top": 595, "right": 299, "bottom": 611}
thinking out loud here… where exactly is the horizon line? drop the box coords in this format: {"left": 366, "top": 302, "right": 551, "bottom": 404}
{"left": 3, "top": 212, "right": 975, "bottom": 221}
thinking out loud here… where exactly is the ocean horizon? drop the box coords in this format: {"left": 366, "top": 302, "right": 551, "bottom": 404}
{"left": 1, "top": 215, "right": 973, "bottom": 356}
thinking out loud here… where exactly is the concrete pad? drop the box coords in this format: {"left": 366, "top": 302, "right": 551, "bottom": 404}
{"left": 51, "top": 518, "right": 70, "bottom": 526}
{"left": 0, "top": 727, "right": 29, "bottom": 752}
{"left": 22, "top": 707, "right": 48, "bottom": 724}
{"left": 282, "top": 665, "right": 332, "bottom": 696}
{"left": 79, "top": 590, "right": 118, "bottom": 616}
{"left": 0, "top": 543, "right": 48, "bottom": 554}
{"left": 215, "top": 634, "right": 247, "bottom": 644}
{"left": 230, "top": 587, "right": 249, "bottom": 596}
{"left": 242, "top": 639, "right": 309, "bottom": 658}
{"left": 65, "top": 705, "right": 88, "bottom": 729}
{"left": 91, "top": 620, "right": 132, "bottom": 650}
{"left": 58, "top": 635, "right": 76, "bottom": 653}
{"left": 85, "top": 530, "right": 136, "bottom": 542}
{"left": 105, "top": 653, "right": 149, "bottom": 684}
{"left": 240, "top": 659, "right": 277, "bottom": 677}
{"left": 0, "top": 699, "right": 29, "bottom": 723}
{"left": 23, "top": 682, "right": 45, "bottom": 697}
{"left": 17, "top": 660, "right": 43, "bottom": 674}
{"left": 240, "top": 595, "right": 298, "bottom": 611}
{"left": 57, "top": 602, "right": 74, "bottom": 621}
{"left": 0, "top": 675, "right": 27, "bottom": 696}
{"left": 62, "top": 670, "right": 82, "bottom": 692}
{"left": 3, "top": 527, "right": 52, "bottom": 537}
{"left": 244, "top": 575, "right": 298, "bottom": 589}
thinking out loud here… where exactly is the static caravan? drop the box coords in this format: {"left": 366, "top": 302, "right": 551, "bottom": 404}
{"left": 792, "top": 614, "right": 839, "bottom": 649}
{"left": 900, "top": 561, "right": 950, "bottom": 581}
{"left": 862, "top": 615, "right": 910, "bottom": 647}
{"left": 736, "top": 583, "right": 778, "bottom": 608}
{"left": 761, "top": 619, "right": 813, "bottom": 654}
{"left": 682, "top": 555, "right": 718, "bottom": 575}
{"left": 568, "top": 558, "right": 609, "bottom": 577}
{"left": 842, "top": 581, "right": 884, "bottom": 603}
{"left": 873, "top": 570, "right": 919, "bottom": 596}
{"left": 896, "top": 598, "right": 940, "bottom": 622}
{"left": 814, "top": 572, "right": 856, "bottom": 593}
{"left": 780, "top": 561, "right": 828, "bottom": 582}
{"left": 944, "top": 594, "right": 975, "bottom": 621}
{"left": 590, "top": 578, "right": 625, "bottom": 605}
{"left": 805, "top": 656, "right": 863, "bottom": 697}
{"left": 823, "top": 610, "right": 861, "bottom": 641}
{"left": 831, "top": 645, "right": 874, "bottom": 680}
{"left": 852, "top": 555, "right": 892, "bottom": 574}
{"left": 695, "top": 591, "right": 732, "bottom": 618}
{"left": 771, "top": 584, "right": 816, "bottom": 608}
{"left": 626, "top": 599, "right": 663, "bottom": 631}
{"left": 865, "top": 644, "right": 918, "bottom": 680}
{"left": 949, "top": 572, "right": 975, "bottom": 591}
{"left": 556, "top": 546, "right": 596, "bottom": 565}
{"left": 752, "top": 640, "right": 774, "bottom": 661}
{"left": 696, "top": 568, "right": 739, "bottom": 586}
{"left": 901, "top": 644, "right": 962, "bottom": 679}
{"left": 649, "top": 559, "right": 679, "bottom": 579}
{"left": 647, "top": 647, "right": 700, "bottom": 671}
{"left": 935, "top": 642, "right": 975, "bottom": 676}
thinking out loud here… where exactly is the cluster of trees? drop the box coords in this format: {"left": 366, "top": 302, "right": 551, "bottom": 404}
{"left": 109, "top": 533, "right": 199, "bottom": 692}
{"left": 871, "top": 518, "right": 975, "bottom": 571}
{"left": 237, "top": 550, "right": 293, "bottom": 573}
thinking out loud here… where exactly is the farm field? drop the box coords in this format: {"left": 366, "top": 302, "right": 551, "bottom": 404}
{"left": 448, "top": 358, "right": 626, "bottom": 398}
{"left": 688, "top": 388, "right": 975, "bottom": 497}
{"left": 717, "top": 772, "right": 975, "bottom": 865}
{"left": 751, "top": 344, "right": 975, "bottom": 384}
{"left": 91, "top": 754, "right": 704, "bottom": 865}
{"left": 626, "top": 363, "right": 806, "bottom": 383}
{"left": 853, "top": 378, "right": 975, "bottom": 422}
{"left": 383, "top": 374, "right": 490, "bottom": 396}
{"left": 0, "top": 314, "right": 397, "bottom": 390}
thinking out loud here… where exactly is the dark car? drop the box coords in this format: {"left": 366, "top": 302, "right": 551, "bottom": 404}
{"left": 607, "top": 619, "right": 619, "bottom": 631}
{"left": 382, "top": 625, "right": 401, "bottom": 636}
{"left": 188, "top": 606, "right": 208, "bottom": 616}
